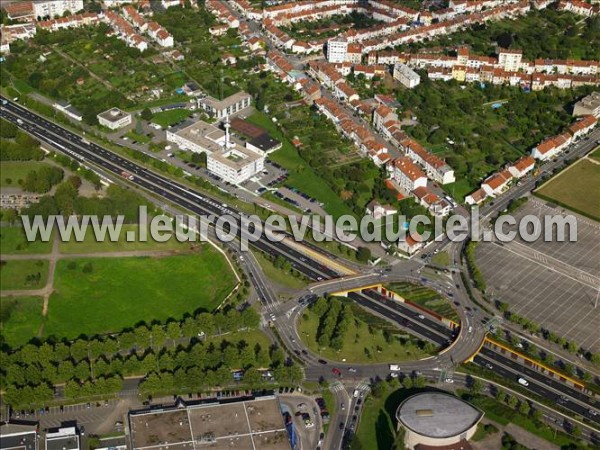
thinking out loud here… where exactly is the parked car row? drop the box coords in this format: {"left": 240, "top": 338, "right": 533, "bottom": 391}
{"left": 315, "top": 397, "right": 330, "bottom": 422}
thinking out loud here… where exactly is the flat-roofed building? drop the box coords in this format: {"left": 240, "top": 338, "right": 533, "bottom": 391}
{"left": 45, "top": 426, "right": 80, "bottom": 450}
{"left": 32, "top": 1, "right": 83, "bottom": 19}
{"left": 166, "top": 117, "right": 264, "bottom": 184}
{"left": 128, "top": 396, "right": 290, "bottom": 450}
{"left": 393, "top": 63, "right": 420, "bottom": 88}
{"left": 573, "top": 91, "right": 600, "bottom": 118}
{"left": 327, "top": 37, "right": 348, "bottom": 63}
{"left": 97, "top": 108, "right": 132, "bottom": 130}
{"left": 198, "top": 92, "right": 251, "bottom": 119}
{"left": 396, "top": 392, "right": 483, "bottom": 449}
{"left": 0, "top": 422, "right": 38, "bottom": 450}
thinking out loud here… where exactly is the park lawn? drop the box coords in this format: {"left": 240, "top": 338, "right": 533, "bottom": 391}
{"left": 385, "top": 281, "right": 459, "bottom": 322}
{"left": 246, "top": 112, "right": 355, "bottom": 219}
{"left": 151, "top": 109, "right": 193, "bottom": 128}
{"left": 536, "top": 159, "right": 600, "bottom": 221}
{"left": 44, "top": 249, "right": 237, "bottom": 339}
{"left": 0, "top": 260, "right": 49, "bottom": 291}
{"left": 0, "top": 296, "right": 44, "bottom": 348}
{"left": 440, "top": 178, "right": 475, "bottom": 203}
{"left": 0, "top": 226, "right": 53, "bottom": 254}
{"left": 0, "top": 161, "right": 51, "bottom": 187}
{"left": 251, "top": 250, "right": 308, "bottom": 290}
{"left": 58, "top": 224, "right": 190, "bottom": 254}
{"left": 298, "top": 303, "right": 429, "bottom": 364}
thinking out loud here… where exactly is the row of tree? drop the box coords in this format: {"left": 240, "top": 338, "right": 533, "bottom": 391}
{"left": 311, "top": 298, "right": 354, "bottom": 351}
{"left": 0, "top": 122, "right": 45, "bottom": 161}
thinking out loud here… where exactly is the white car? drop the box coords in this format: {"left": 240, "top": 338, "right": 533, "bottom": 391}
{"left": 418, "top": 314, "right": 425, "bottom": 320}
{"left": 518, "top": 377, "right": 529, "bottom": 386}
{"left": 445, "top": 378, "right": 454, "bottom": 383}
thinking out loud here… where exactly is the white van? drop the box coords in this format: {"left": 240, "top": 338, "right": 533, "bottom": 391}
{"left": 518, "top": 378, "right": 529, "bottom": 386}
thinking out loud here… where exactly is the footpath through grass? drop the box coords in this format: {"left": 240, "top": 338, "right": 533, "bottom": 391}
{"left": 0, "top": 259, "right": 49, "bottom": 290}
{"left": 535, "top": 158, "right": 600, "bottom": 221}
{"left": 44, "top": 248, "right": 236, "bottom": 339}
{"left": 0, "top": 296, "right": 45, "bottom": 347}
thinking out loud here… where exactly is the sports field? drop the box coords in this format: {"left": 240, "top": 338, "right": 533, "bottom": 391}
{"left": 536, "top": 158, "right": 600, "bottom": 221}
{"left": 43, "top": 249, "right": 237, "bottom": 339}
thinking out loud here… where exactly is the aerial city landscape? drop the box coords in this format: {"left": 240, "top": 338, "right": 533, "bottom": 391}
{"left": 0, "top": 0, "right": 599, "bottom": 449}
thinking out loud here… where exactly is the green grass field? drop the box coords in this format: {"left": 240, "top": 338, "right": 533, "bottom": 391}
{"left": 298, "top": 302, "right": 429, "bottom": 363}
{"left": 0, "top": 161, "right": 51, "bottom": 187}
{"left": 1, "top": 226, "right": 53, "bottom": 254}
{"left": 124, "top": 131, "right": 152, "bottom": 144}
{"left": 589, "top": 147, "right": 600, "bottom": 162}
{"left": 0, "top": 260, "right": 49, "bottom": 290}
{"left": 43, "top": 249, "right": 236, "bottom": 339}
{"left": 58, "top": 224, "right": 190, "bottom": 254}
{"left": 246, "top": 112, "right": 355, "bottom": 219}
{"left": 536, "top": 158, "right": 600, "bottom": 221}
{"left": 151, "top": 109, "right": 192, "bottom": 128}
{"left": 251, "top": 250, "right": 307, "bottom": 290}
{"left": 431, "top": 251, "right": 451, "bottom": 267}
{"left": 385, "top": 282, "right": 459, "bottom": 322}
{"left": 0, "top": 296, "right": 44, "bottom": 347}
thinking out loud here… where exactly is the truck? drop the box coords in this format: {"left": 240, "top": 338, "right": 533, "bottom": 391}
{"left": 121, "top": 171, "right": 134, "bottom": 181}
{"left": 389, "top": 364, "right": 401, "bottom": 372}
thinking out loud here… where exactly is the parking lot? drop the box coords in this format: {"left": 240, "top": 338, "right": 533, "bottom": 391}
{"left": 476, "top": 199, "right": 600, "bottom": 352}
{"left": 278, "top": 394, "right": 322, "bottom": 450}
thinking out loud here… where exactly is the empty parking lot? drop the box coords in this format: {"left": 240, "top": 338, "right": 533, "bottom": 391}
{"left": 476, "top": 199, "right": 600, "bottom": 352}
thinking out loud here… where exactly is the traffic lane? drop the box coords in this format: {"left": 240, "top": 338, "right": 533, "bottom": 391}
{"left": 361, "top": 289, "right": 456, "bottom": 338}
{"left": 0, "top": 106, "right": 338, "bottom": 281}
{"left": 480, "top": 347, "right": 599, "bottom": 413}
{"left": 474, "top": 355, "right": 599, "bottom": 425}
{"left": 348, "top": 292, "right": 449, "bottom": 346}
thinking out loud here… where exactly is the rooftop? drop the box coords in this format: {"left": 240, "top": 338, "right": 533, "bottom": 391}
{"left": 97, "top": 107, "right": 131, "bottom": 123}
{"left": 397, "top": 392, "right": 483, "bottom": 439}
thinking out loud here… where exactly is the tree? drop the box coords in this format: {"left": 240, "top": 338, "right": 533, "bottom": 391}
{"left": 506, "top": 394, "right": 518, "bottom": 409}
{"left": 470, "top": 378, "right": 484, "bottom": 395}
{"left": 518, "top": 401, "right": 530, "bottom": 416}
{"left": 141, "top": 108, "right": 153, "bottom": 121}
{"left": 356, "top": 246, "right": 371, "bottom": 262}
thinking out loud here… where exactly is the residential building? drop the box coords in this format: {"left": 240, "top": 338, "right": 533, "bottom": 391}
{"left": 366, "top": 200, "right": 397, "bottom": 220}
{"left": 567, "top": 114, "right": 597, "bottom": 139}
{"left": 161, "top": 0, "right": 182, "bottom": 8}
{"left": 4, "top": 2, "right": 35, "bottom": 21}
{"left": 198, "top": 92, "right": 251, "bottom": 119}
{"left": 497, "top": 48, "right": 522, "bottom": 72}
{"left": 465, "top": 188, "right": 488, "bottom": 206}
{"left": 97, "top": 107, "right": 132, "bottom": 130}
{"left": 393, "top": 63, "right": 420, "bottom": 88}
{"left": 507, "top": 155, "right": 535, "bottom": 178}
{"left": 390, "top": 157, "right": 428, "bottom": 192}
{"left": 573, "top": 92, "right": 600, "bottom": 118}
{"left": 481, "top": 170, "right": 513, "bottom": 196}
{"left": 32, "top": 0, "right": 83, "bottom": 19}
{"left": 412, "top": 186, "right": 452, "bottom": 217}
{"left": 327, "top": 37, "right": 348, "bottom": 63}
{"left": 166, "top": 117, "right": 264, "bottom": 184}
{"left": 397, "top": 233, "right": 424, "bottom": 256}
{"left": 401, "top": 139, "right": 455, "bottom": 184}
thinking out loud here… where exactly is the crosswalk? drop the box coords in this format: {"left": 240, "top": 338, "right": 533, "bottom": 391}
{"left": 330, "top": 381, "right": 344, "bottom": 393}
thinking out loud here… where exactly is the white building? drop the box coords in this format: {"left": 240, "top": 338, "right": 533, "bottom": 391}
{"left": 162, "top": 0, "right": 182, "bottom": 8}
{"left": 45, "top": 426, "right": 81, "bottom": 450}
{"left": 53, "top": 101, "right": 83, "bottom": 122}
{"left": 498, "top": 49, "right": 522, "bottom": 72}
{"left": 166, "top": 117, "right": 264, "bottom": 184}
{"left": 573, "top": 92, "right": 600, "bottom": 118}
{"left": 198, "top": 92, "right": 252, "bottom": 119}
{"left": 327, "top": 37, "right": 348, "bottom": 64}
{"left": 33, "top": 0, "right": 83, "bottom": 19}
{"left": 391, "top": 157, "right": 428, "bottom": 192}
{"left": 393, "top": 63, "right": 421, "bottom": 88}
{"left": 97, "top": 108, "right": 132, "bottom": 130}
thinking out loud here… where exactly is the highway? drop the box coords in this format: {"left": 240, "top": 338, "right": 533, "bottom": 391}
{"left": 0, "top": 97, "right": 344, "bottom": 284}
{"left": 3, "top": 96, "right": 600, "bottom": 444}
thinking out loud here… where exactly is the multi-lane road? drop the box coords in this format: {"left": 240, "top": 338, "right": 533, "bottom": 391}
{"left": 2, "top": 96, "right": 599, "bottom": 445}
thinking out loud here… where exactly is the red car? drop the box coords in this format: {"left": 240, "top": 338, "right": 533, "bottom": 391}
{"left": 332, "top": 368, "right": 341, "bottom": 377}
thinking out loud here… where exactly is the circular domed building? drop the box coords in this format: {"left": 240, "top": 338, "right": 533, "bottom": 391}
{"left": 396, "top": 392, "right": 483, "bottom": 449}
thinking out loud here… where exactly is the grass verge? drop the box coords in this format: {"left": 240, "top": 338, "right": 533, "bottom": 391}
{"left": 0, "top": 259, "right": 49, "bottom": 290}
{"left": 0, "top": 296, "right": 44, "bottom": 347}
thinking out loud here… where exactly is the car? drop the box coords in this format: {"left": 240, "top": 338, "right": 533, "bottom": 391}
{"left": 332, "top": 368, "right": 341, "bottom": 377}
{"left": 445, "top": 378, "right": 454, "bottom": 383}
{"left": 318, "top": 359, "right": 327, "bottom": 364}
{"left": 518, "top": 377, "right": 529, "bottom": 386}
{"left": 339, "top": 422, "right": 344, "bottom": 430}
{"left": 353, "top": 390, "right": 359, "bottom": 398}
{"left": 348, "top": 367, "right": 357, "bottom": 373}
{"left": 485, "top": 363, "right": 493, "bottom": 370}
{"left": 418, "top": 314, "right": 425, "bottom": 320}
{"left": 468, "top": 326, "right": 473, "bottom": 333}
{"left": 341, "top": 403, "right": 345, "bottom": 410}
